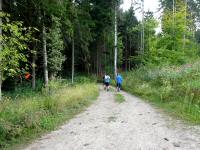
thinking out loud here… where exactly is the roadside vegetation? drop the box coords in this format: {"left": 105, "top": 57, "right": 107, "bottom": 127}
{"left": 0, "top": 78, "right": 98, "bottom": 150}
{"left": 121, "top": 0, "right": 200, "bottom": 124}
{"left": 123, "top": 62, "right": 200, "bottom": 124}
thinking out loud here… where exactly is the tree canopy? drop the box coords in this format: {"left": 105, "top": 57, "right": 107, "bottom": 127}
{"left": 0, "top": 0, "right": 200, "bottom": 96}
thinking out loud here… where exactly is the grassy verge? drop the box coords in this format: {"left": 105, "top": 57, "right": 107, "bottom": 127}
{"left": 0, "top": 81, "right": 99, "bottom": 150}
{"left": 122, "top": 62, "right": 200, "bottom": 124}
{"left": 115, "top": 93, "right": 125, "bottom": 103}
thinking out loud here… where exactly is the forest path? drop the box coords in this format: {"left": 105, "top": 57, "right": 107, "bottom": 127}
{"left": 23, "top": 86, "right": 200, "bottom": 150}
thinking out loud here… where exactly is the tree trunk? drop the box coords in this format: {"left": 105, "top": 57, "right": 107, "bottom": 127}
{"left": 72, "top": 31, "right": 75, "bottom": 84}
{"left": 50, "top": 73, "right": 55, "bottom": 80}
{"left": 103, "top": 32, "right": 106, "bottom": 73}
{"left": 42, "top": 23, "right": 48, "bottom": 87}
{"left": 129, "top": 35, "right": 132, "bottom": 70}
{"left": 96, "top": 45, "right": 99, "bottom": 76}
{"left": 183, "top": 0, "right": 187, "bottom": 50}
{"left": 99, "top": 43, "right": 103, "bottom": 75}
{"left": 32, "top": 51, "right": 36, "bottom": 90}
{"left": 114, "top": 4, "right": 118, "bottom": 77}
{"left": 125, "top": 34, "right": 128, "bottom": 71}
{"left": 0, "top": 0, "right": 2, "bottom": 100}
{"left": 141, "top": 0, "right": 144, "bottom": 54}
{"left": 173, "top": 0, "right": 175, "bottom": 50}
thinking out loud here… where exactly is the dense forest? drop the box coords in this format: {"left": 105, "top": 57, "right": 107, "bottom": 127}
{"left": 1, "top": 0, "right": 200, "bottom": 149}
{"left": 1, "top": 0, "right": 131, "bottom": 97}
{"left": 1, "top": 0, "right": 200, "bottom": 95}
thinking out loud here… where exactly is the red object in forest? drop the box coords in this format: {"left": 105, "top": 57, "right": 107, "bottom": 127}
{"left": 25, "top": 73, "right": 31, "bottom": 80}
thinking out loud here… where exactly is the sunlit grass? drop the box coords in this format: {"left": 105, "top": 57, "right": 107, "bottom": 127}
{"left": 0, "top": 82, "right": 98, "bottom": 150}
{"left": 123, "top": 63, "right": 200, "bottom": 124}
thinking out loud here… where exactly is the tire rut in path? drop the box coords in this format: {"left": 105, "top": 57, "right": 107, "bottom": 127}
{"left": 23, "top": 87, "right": 200, "bottom": 150}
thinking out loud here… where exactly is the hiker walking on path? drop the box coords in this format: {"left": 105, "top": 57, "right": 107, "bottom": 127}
{"left": 104, "top": 74, "right": 111, "bottom": 91}
{"left": 116, "top": 73, "right": 123, "bottom": 92}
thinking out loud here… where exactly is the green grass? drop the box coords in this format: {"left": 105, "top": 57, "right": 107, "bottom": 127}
{"left": 0, "top": 80, "right": 99, "bottom": 150}
{"left": 122, "top": 62, "right": 200, "bottom": 124}
{"left": 115, "top": 93, "right": 125, "bottom": 103}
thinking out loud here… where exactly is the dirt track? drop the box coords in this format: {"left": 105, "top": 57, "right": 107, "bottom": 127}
{"left": 24, "top": 87, "right": 200, "bottom": 150}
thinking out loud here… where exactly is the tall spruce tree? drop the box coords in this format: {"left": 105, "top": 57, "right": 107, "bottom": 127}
{"left": 47, "top": 16, "right": 65, "bottom": 79}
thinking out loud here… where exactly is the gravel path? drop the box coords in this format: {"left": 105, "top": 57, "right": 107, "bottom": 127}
{"left": 24, "top": 87, "right": 200, "bottom": 150}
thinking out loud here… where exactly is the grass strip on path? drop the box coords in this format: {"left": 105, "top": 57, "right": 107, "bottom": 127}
{"left": 115, "top": 93, "right": 125, "bottom": 103}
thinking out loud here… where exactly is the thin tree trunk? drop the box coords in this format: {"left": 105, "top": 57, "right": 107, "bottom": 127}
{"left": 104, "top": 32, "right": 106, "bottom": 73}
{"left": 96, "top": 44, "right": 99, "bottom": 76}
{"left": 32, "top": 50, "right": 36, "bottom": 90}
{"left": 125, "top": 34, "right": 128, "bottom": 71}
{"left": 190, "top": 12, "right": 195, "bottom": 39}
{"left": 140, "top": 23, "right": 143, "bottom": 54}
{"left": 0, "top": 0, "right": 2, "bottom": 100}
{"left": 72, "top": 31, "right": 75, "bottom": 84}
{"left": 183, "top": 0, "right": 187, "bottom": 50}
{"left": 141, "top": 0, "right": 144, "bottom": 54}
{"left": 99, "top": 43, "right": 103, "bottom": 75}
{"left": 114, "top": 4, "right": 118, "bottom": 77}
{"left": 71, "top": 1, "right": 75, "bottom": 83}
{"left": 42, "top": 23, "right": 48, "bottom": 87}
{"left": 173, "top": 0, "right": 175, "bottom": 50}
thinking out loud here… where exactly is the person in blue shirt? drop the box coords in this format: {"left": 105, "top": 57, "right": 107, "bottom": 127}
{"left": 116, "top": 73, "right": 123, "bottom": 92}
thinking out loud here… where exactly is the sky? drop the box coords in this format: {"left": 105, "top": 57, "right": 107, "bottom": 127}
{"left": 121, "top": 0, "right": 160, "bottom": 20}
{"left": 121, "top": 0, "right": 161, "bottom": 32}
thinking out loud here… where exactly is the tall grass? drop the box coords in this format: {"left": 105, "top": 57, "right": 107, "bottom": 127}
{"left": 0, "top": 80, "right": 98, "bottom": 149}
{"left": 123, "top": 62, "right": 200, "bottom": 123}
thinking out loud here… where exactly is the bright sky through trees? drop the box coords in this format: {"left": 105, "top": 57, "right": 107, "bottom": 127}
{"left": 121, "top": 0, "right": 161, "bottom": 33}
{"left": 121, "top": 0, "right": 160, "bottom": 20}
